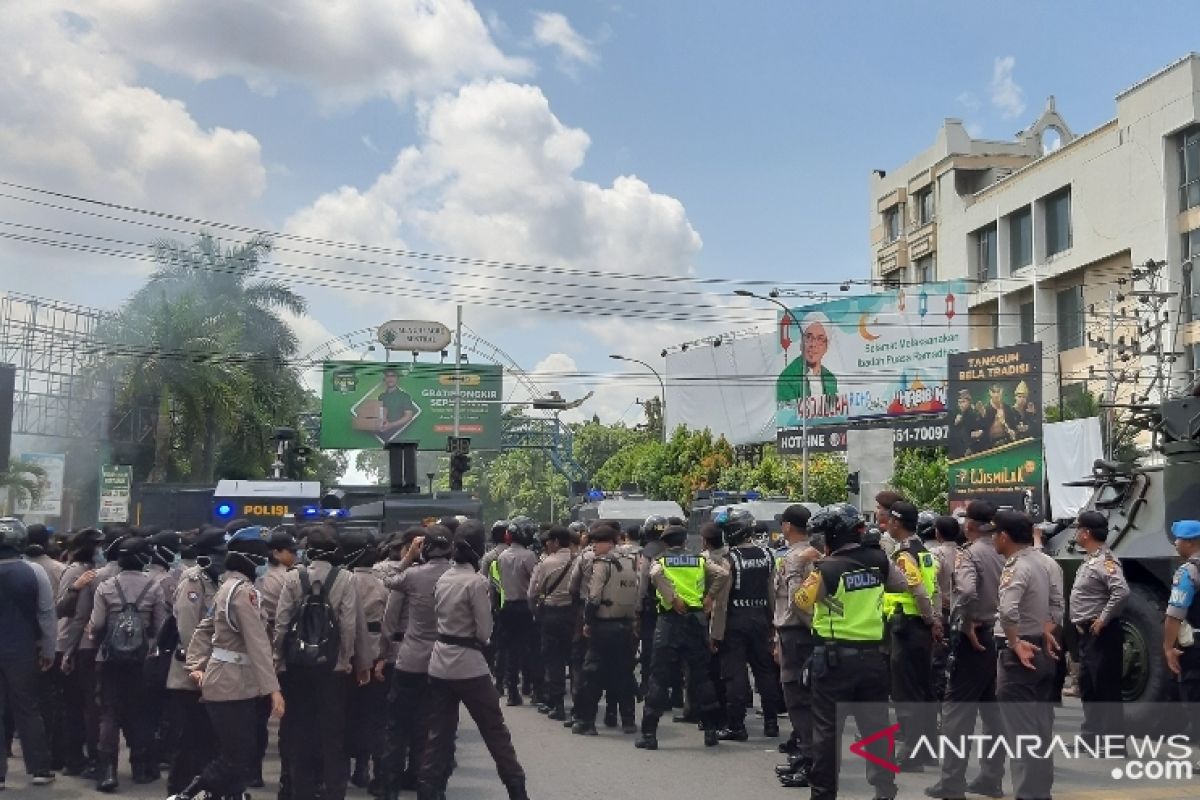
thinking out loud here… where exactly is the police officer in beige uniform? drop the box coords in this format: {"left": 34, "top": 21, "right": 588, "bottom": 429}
{"left": 497, "top": 518, "right": 540, "bottom": 706}
{"left": 1069, "top": 510, "right": 1129, "bottom": 741}
{"left": 528, "top": 527, "right": 575, "bottom": 720}
{"left": 257, "top": 530, "right": 298, "bottom": 641}
{"left": 571, "top": 525, "right": 640, "bottom": 736}
{"left": 53, "top": 529, "right": 101, "bottom": 777}
{"left": 344, "top": 530, "right": 390, "bottom": 791}
{"left": 993, "top": 511, "right": 1059, "bottom": 800}
{"left": 773, "top": 505, "right": 818, "bottom": 783}
{"left": 381, "top": 529, "right": 452, "bottom": 798}
{"left": 419, "top": 521, "right": 528, "bottom": 800}
{"left": 171, "top": 527, "right": 283, "bottom": 800}
{"left": 164, "top": 529, "right": 226, "bottom": 797}
{"left": 273, "top": 523, "right": 371, "bottom": 800}
{"left": 927, "top": 502, "right": 1007, "bottom": 800}
{"left": 87, "top": 536, "right": 168, "bottom": 791}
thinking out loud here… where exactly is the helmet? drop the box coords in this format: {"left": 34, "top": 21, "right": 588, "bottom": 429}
{"left": 642, "top": 515, "right": 668, "bottom": 539}
{"left": 714, "top": 507, "right": 756, "bottom": 544}
{"left": 0, "top": 517, "right": 28, "bottom": 551}
{"left": 809, "top": 506, "right": 860, "bottom": 549}
{"left": 567, "top": 521, "right": 587, "bottom": 536}
{"left": 917, "top": 510, "right": 938, "bottom": 539}
{"left": 507, "top": 516, "right": 537, "bottom": 544}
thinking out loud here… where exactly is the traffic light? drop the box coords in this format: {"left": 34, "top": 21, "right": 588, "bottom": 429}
{"left": 449, "top": 452, "right": 472, "bottom": 491}
{"left": 846, "top": 471, "right": 861, "bottom": 496}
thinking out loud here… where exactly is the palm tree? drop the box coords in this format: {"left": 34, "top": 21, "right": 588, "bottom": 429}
{"left": 1, "top": 458, "right": 47, "bottom": 514}
{"left": 145, "top": 234, "right": 307, "bottom": 480}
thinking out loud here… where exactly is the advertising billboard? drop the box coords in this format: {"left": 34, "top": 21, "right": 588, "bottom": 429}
{"left": 664, "top": 334, "right": 778, "bottom": 446}
{"left": 13, "top": 452, "right": 66, "bottom": 517}
{"left": 776, "top": 414, "right": 950, "bottom": 455}
{"left": 775, "top": 281, "right": 968, "bottom": 437}
{"left": 319, "top": 362, "right": 503, "bottom": 451}
{"left": 98, "top": 464, "right": 132, "bottom": 524}
{"left": 947, "top": 343, "right": 1044, "bottom": 514}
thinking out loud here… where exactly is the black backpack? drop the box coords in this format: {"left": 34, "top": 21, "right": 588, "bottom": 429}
{"left": 284, "top": 566, "right": 341, "bottom": 670}
{"left": 103, "top": 577, "right": 153, "bottom": 665}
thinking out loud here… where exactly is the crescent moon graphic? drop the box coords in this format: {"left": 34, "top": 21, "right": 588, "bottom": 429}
{"left": 858, "top": 313, "right": 881, "bottom": 341}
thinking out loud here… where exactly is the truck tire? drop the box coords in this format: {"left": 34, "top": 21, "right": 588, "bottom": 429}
{"left": 1120, "top": 583, "right": 1173, "bottom": 731}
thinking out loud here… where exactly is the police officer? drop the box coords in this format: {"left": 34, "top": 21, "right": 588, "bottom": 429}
{"left": 344, "top": 530, "right": 389, "bottom": 791}
{"left": 1070, "top": 510, "right": 1129, "bottom": 741}
{"left": 709, "top": 508, "right": 782, "bottom": 741}
{"left": 88, "top": 535, "right": 167, "bottom": 791}
{"left": 171, "top": 527, "right": 283, "bottom": 800}
{"left": 381, "top": 529, "right": 452, "bottom": 798}
{"left": 882, "top": 501, "right": 941, "bottom": 771}
{"left": 571, "top": 525, "right": 640, "bottom": 735}
{"left": 1163, "top": 520, "right": 1200, "bottom": 738}
{"left": 790, "top": 504, "right": 910, "bottom": 800}
{"left": 528, "top": 527, "right": 575, "bottom": 720}
{"left": 637, "top": 515, "right": 669, "bottom": 698}
{"left": 635, "top": 523, "right": 730, "bottom": 751}
{"left": 419, "top": 521, "right": 528, "bottom": 800}
{"left": 53, "top": 529, "right": 101, "bottom": 777}
{"left": 564, "top": 522, "right": 602, "bottom": 728}
{"left": 773, "top": 504, "right": 817, "bottom": 784}
{"left": 926, "top": 501, "right": 1006, "bottom": 800}
{"left": 164, "top": 528, "right": 225, "bottom": 797}
{"left": 927, "top": 515, "right": 958, "bottom": 704}
{"left": 497, "top": 517, "right": 539, "bottom": 706}
{"left": 993, "top": 510, "right": 1059, "bottom": 800}
{"left": 480, "top": 521, "right": 509, "bottom": 689}
{"left": 273, "top": 523, "right": 371, "bottom": 800}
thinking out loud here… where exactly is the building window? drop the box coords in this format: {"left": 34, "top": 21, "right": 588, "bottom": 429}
{"left": 1044, "top": 187, "right": 1072, "bottom": 256}
{"left": 883, "top": 206, "right": 902, "bottom": 243}
{"left": 1181, "top": 127, "right": 1200, "bottom": 211}
{"left": 1019, "top": 301, "right": 1034, "bottom": 344}
{"left": 1009, "top": 206, "right": 1033, "bottom": 269}
{"left": 915, "top": 254, "right": 935, "bottom": 284}
{"left": 1184, "top": 228, "right": 1200, "bottom": 319}
{"left": 916, "top": 189, "right": 934, "bottom": 226}
{"left": 1056, "top": 285, "right": 1084, "bottom": 351}
{"left": 881, "top": 273, "right": 902, "bottom": 290}
{"left": 974, "top": 224, "right": 998, "bottom": 281}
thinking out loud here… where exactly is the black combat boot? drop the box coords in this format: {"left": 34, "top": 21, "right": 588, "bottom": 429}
{"left": 351, "top": 758, "right": 370, "bottom": 788}
{"left": 571, "top": 721, "right": 598, "bottom": 736}
{"left": 96, "top": 758, "right": 119, "bottom": 792}
{"left": 763, "top": 716, "right": 780, "bottom": 738}
{"left": 716, "top": 725, "right": 749, "bottom": 742}
{"left": 603, "top": 706, "right": 618, "bottom": 728}
{"left": 168, "top": 776, "right": 207, "bottom": 800}
{"left": 506, "top": 690, "right": 523, "bottom": 707}
{"left": 415, "top": 783, "right": 445, "bottom": 800}
{"left": 778, "top": 762, "right": 811, "bottom": 788}
{"left": 703, "top": 727, "right": 720, "bottom": 747}
{"left": 634, "top": 715, "right": 659, "bottom": 750}
{"left": 547, "top": 702, "right": 566, "bottom": 721}
{"left": 505, "top": 781, "right": 530, "bottom": 800}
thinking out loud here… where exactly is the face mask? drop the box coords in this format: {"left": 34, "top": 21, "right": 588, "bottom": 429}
{"left": 93, "top": 550, "right": 107, "bottom": 567}
{"left": 255, "top": 563, "right": 269, "bottom": 580}
{"left": 295, "top": 548, "right": 307, "bottom": 565}
{"left": 172, "top": 551, "right": 182, "bottom": 568}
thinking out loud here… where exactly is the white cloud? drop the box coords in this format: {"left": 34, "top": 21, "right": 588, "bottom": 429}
{"left": 76, "top": 0, "right": 532, "bottom": 108}
{"left": 282, "top": 79, "right": 702, "bottom": 323}
{"left": 956, "top": 91, "right": 981, "bottom": 112}
{"left": 989, "top": 56, "right": 1026, "bottom": 120}
{"left": 531, "top": 11, "right": 598, "bottom": 73}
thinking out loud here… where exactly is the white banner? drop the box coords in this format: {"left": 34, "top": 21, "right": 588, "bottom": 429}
{"left": 665, "top": 333, "right": 779, "bottom": 446}
{"left": 1043, "top": 417, "right": 1104, "bottom": 520}
{"left": 13, "top": 452, "right": 66, "bottom": 517}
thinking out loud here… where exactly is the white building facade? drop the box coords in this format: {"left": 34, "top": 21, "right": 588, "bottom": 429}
{"left": 870, "top": 54, "right": 1200, "bottom": 405}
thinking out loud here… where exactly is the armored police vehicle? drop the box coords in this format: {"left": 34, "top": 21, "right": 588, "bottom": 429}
{"left": 571, "top": 491, "right": 685, "bottom": 533}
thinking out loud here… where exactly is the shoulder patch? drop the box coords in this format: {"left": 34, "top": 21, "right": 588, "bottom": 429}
{"left": 1104, "top": 558, "right": 1118, "bottom": 575}
{"left": 1000, "top": 567, "right": 1015, "bottom": 588}
{"left": 954, "top": 550, "right": 967, "bottom": 568}
{"left": 187, "top": 590, "right": 200, "bottom": 602}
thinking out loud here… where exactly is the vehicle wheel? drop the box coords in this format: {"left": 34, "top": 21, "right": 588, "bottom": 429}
{"left": 1120, "top": 584, "right": 1174, "bottom": 731}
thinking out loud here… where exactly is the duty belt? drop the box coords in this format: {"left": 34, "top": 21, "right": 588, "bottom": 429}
{"left": 437, "top": 634, "right": 484, "bottom": 651}
{"left": 730, "top": 599, "right": 769, "bottom": 608}
{"left": 211, "top": 647, "right": 249, "bottom": 665}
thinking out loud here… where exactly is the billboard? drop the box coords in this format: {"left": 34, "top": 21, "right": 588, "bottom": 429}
{"left": 319, "top": 362, "right": 503, "bottom": 451}
{"left": 775, "top": 281, "right": 968, "bottom": 435}
{"left": 13, "top": 452, "right": 66, "bottom": 517}
{"left": 947, "top": 343, "right": 1043, "bottom": 514}
{"left": 98, "top": 465, "right": 132, "bottom": 524}
{"left": 664, "top": 334, "right": 778, "bottom": 446}
{"left": 776, "top": 414, "right": 950, "bottom": 455}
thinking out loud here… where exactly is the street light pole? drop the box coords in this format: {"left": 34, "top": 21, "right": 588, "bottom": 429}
{"left": 735, "top": 289, "right": 808, "bottom": 501}
{"left": 609, "top": 354, "right": 667, "bottom": 443}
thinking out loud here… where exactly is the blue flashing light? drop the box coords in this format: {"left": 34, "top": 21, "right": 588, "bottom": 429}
{"left": 322, "top": 507, "right": 347, "bottom": 518}
{"left": 301, "top": 505, "right": 320, "bottom": 517}
{"left": 216, "top": 503, "right": 234, "bottom": 517}
{"left": 744, "top": 491, "right": 762, "bottom": 501}
{"left": 586, "top": 489, "right": 605, "bottom": 502}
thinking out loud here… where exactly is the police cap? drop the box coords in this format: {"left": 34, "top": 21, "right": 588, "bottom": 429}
{"left": 267, "top": 530, "right": 298, "bottom": 552}
{"left": 193, "top": 528, "right": 229, "bottom": 556}
{"left": 1171, "top": 520, "right": 1200, "bottom": 541}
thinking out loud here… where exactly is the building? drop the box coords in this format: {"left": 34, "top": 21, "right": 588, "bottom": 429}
{"left": 869, "top": 54, "right": 1200, "bottom": 406}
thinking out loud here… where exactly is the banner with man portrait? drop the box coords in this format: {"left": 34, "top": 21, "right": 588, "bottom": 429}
{"left": 775, "top": 281, "right": 968, "bottom": 438}
{"left": 947, "top": 343, "right": 1043, "bottom": 514}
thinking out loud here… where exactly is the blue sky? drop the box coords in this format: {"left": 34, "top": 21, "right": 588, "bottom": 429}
{"left": 1, "top": 1, "right": 1196, "bottom": 428}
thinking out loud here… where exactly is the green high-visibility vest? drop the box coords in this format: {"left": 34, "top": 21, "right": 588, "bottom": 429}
{"left": 812, "top": 564, "right": 886, "bottom": 642}
{"left": 656, "top": 553, "right": 707, "bottom": 611}
{"left": 883, "top": 547, "right": 937, "bottom": 618}
{"left": 489, "top": 559, "right": 506, "bottom": 607}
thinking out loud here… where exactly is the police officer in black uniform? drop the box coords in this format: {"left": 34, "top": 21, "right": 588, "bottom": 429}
{"left": 709, "top": 508, "right": 782, "bottom": 741}
{"left": 637, "top": 515, "right": 668, "bottom": 697}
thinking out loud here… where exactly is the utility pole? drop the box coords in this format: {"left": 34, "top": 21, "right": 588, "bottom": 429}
{"left": 1104, "top": 288, "right": 1116, "bottom": 460}
{"left": 454, "top": 304, "right": 462, "bottom": 438}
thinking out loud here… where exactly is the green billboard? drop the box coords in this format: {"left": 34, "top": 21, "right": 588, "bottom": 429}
{"left": 319, "top": 362, "right": 503, "bottom": 450}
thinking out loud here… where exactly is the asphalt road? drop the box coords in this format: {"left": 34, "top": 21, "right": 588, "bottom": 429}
{"left": 11, "top": 698, "right": 1200, "bottom": 799}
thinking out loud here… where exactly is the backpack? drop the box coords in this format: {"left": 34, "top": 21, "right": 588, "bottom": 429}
{"left": 103, "top": 577, "right": 153, "bottom": 665}
{"left": 284, "top": 566, "right": 342, "bottom": 670}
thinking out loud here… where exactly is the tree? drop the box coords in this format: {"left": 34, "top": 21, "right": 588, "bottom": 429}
{"left": 890, "top": 448, "right": 949, "bottom": 513}
{"left": 570, "top": 421, "right": 648, "bottom": 478}
{"left": 1, "top": 459, "right": 47, "bottom": 513}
